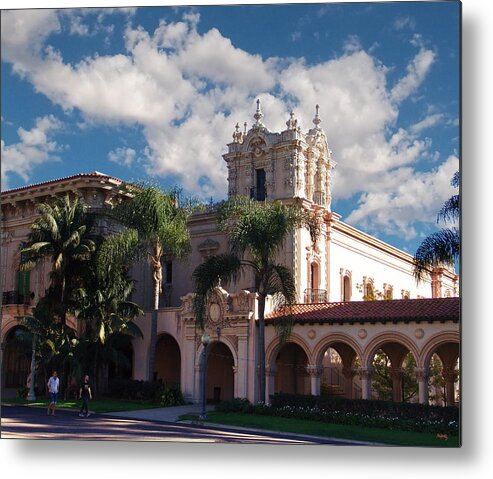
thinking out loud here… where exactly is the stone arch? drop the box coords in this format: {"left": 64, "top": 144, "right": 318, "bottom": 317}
{"left": 419, "top": 331, "right": 460, "bottom": 369}
{"left": 362, "top": 332, "right": 420, "bottom": 369}
{"left": 155, "top": 333, "right": 181, "bottom": 388}
{"left": 313, "top": 333, "right": 363, "bottom": 367}
{"left": 266, "top": 333, "right": 312, "bottom": 369}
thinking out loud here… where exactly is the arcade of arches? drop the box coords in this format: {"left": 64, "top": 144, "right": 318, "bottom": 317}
{"left": 2, "top": 294, "right": 459, "bottom": 407}
{"left": 264, "top": 336, "right": 459, "bottom": 405}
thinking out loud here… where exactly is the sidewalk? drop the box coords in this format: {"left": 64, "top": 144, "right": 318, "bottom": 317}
{"left": 102, "top": 404, "right": 214, "bottom": 423}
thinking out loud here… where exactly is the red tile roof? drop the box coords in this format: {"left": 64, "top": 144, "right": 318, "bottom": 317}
{"left": 1, "top": 172, "right": 123, "bottom": 195}
{"left": 265, "top": 297, "right": 460, "bottom": 324}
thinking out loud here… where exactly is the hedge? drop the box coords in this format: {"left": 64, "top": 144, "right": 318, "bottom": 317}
{"left": 215, "top": 393, "right": 460, "bottom": 435}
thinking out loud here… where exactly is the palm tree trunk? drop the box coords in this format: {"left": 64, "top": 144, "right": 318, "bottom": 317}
{"left": 148, "top": 249, "right": 162, "bottom": 382}
{"left": 257, "top": 292, "right": 267, "bottom": 404}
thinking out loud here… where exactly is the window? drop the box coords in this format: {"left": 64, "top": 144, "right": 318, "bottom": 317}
{"left": 255, "top": 169, "right": 266, "bottom": 201}
{"left": 165, "top": 261, "right": 173, "bottom": 284}
{"left": 343, "top": 275, "right": 351, "bottom": 301}
{"left": 17, "top": 252, "right": 30, "bottom": 303}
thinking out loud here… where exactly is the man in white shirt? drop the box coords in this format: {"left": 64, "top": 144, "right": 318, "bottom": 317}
{"left": 47, "top": 371, "right": 59, "bottom": 416}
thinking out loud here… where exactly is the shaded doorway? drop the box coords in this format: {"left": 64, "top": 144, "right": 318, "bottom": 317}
{"left": 2, "top": 326, "right": 31, "bottom": 393}
{"left": 206, "top": 342, "right": 234, "bottom": 403}
{"left": 155, "top": 334, "right": 181, "bottom": 389}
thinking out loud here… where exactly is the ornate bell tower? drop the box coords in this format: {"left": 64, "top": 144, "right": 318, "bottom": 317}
{"left": 223, "top": 101, "right": 336, "bottom": 209}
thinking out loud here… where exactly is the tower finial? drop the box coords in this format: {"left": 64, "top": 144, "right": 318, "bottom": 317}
{"left": 286, "top": 111, "right": 298, "bottom": 130}
{"left": 254, "top": 99, "right": 263, "bottom": 127}
{"left": 313, "top": 104, "right": 322, "bottom": 129}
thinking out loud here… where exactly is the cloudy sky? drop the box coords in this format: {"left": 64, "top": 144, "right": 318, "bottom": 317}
{"left": 1, "top": 1, "right": 460, "bottom": 256}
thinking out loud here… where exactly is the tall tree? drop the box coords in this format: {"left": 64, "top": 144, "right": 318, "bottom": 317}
{"left": 110, "top": 185, "right": 193, "bottom": 381}
{"left": 18, "top": 291, "right": 81, "bottom": 394}
{"left": 20, "top": 194, "right": 96, "bottom": 325}
{"left": 414, "top": 172, "right": 460, "bottom": 281}
{"left": 193, "top": 196, "right": 319, "bottom": 404}
{"left": 73, "top": 235, "right": 144, "bottom": 394}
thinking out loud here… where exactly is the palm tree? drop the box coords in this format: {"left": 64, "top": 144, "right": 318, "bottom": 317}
{"left": 18, "top": 291, "right": 81, "bottom": 394}
{"left": 73, "top": 242, "right": 144, "bottom": 394}
{"left": 414, "top": 172, "right": 460, "bottom": 281}
{"left": 20, "top": 194, "right": 96, "bottom": 325}
{"left": 110, "top": 185, "right": 193, "bottom": 381}
{"left": 193, "top": 196, "right": 319, "bottom": 404}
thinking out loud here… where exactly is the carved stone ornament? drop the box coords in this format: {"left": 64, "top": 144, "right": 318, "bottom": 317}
{"left": 198, "top": 238, "right": 220, "bottom": 257}
{"left": 358, "top": 328, "right": 367, "bottom": 339}
{"left": 208, "top": 302, "right": 222, "bottom": 325}
{"left": 414, "top": 328, "right": 425, "bottom": 339}
{"left": 307, "top": 329, "right": 316, "bottom": 340}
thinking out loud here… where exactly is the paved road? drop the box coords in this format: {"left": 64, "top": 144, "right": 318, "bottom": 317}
{"left": 1, "top": 405, "right": 362, "bottom": 445}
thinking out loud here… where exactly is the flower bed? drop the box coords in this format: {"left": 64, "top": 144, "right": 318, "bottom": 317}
{"left": 215, "top": 394, "right": 459, "bottom": 436}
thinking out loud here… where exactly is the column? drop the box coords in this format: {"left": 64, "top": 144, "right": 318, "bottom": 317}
{"left": 414, "top": 367, "right": 429, "bottom": 405}
{"left": 390, "top": 367, "right": 404, "bottom": 402}
{"left": 306, "top": 365, "right": 323, "bottom": 396}
{"left": 232, "top": 366, "right": 239, "bottom": 398}
{"left": 342, "top": 367, "right": 357, "bottom": 399}
{"left": 265, "top": 364, "right": 277, "bottom": 405}
{"left": 236, "top": 335, "right": 249, "bottom": 399}
{"left": 443, "top": 369, "right": 459, "bottom": 406}
{"left": 358, "top": 368, "right": 372, "bottom": 400}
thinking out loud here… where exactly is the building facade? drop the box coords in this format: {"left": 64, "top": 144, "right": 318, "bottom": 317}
{"left": 1, "top": 103, "right": 459, "bottom": 405}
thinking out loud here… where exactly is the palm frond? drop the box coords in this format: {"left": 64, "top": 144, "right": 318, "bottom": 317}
{"left": 413, "top": 227, "right": 460, "bottom": 281}
{"left": 437, "top": 195, "right": 459, "bottom": 224}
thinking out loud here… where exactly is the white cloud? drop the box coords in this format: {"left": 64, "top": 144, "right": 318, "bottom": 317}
{"left": 410, "top": 113, "right": 444, "bottom": 134}
{"left": 393, "top": 16, "right": 416, "bottom": 31}
{"left": 344, "top": 155, "right": 459, "bottom": 239}
{"left": 390, "top": 47, "right": 435, "bottom": 103}
{"left": 1, "top": 115, "right": 64, "bottom": 190}
{"left": 108, "top": 147, "right": 137, "bottom": 167}
{"left": 1, "top": 9, "right": 457, "bottom": 240}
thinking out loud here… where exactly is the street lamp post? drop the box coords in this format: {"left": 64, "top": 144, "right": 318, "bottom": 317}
{"left": 200, "top": 331, "right": 210, "bottom": 420}
{"left": 27, "top": 333, "right": 37, "bottom": 401}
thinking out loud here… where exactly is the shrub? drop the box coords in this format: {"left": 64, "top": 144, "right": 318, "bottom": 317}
{"left": 266, "top": 393, "right": 459, "bottom": 435}
{"left": 17, "top": 386, "right": 29, "bottom": 399}
{"left": 159, "top": 387, "right": 185, "bottom": 407}
{"left": 215, "top": 398, "right": 252, "bottom": 413}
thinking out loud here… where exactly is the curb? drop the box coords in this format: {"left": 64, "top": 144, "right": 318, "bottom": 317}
{"left": 178, "top": 419, "right": 385, "bottom": 446}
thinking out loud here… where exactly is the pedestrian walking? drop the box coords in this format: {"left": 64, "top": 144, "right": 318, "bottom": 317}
{"left": 47, "top": 371, "right": 59, "bottom": 416}
{"left": 78, "top": 375, "right": 92, "bottom": 417}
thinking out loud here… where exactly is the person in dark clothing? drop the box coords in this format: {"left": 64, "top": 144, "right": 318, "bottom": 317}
{"left": 78, "top": 375, "right": 92, "bottom": 417}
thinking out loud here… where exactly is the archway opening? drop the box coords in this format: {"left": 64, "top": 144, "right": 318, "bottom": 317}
{"left": 320, "top": 343, "right": 360, "bottom": 399}
{"left": 370, "top": 343, "right": 417, "bottom": 403}
{"left": 321, "top": 347, "right": 344, "bottom": 396}
{"left": 207, "top": 342, "right": 234, "bottom": 403}
{"left": 2, "top": 326, "right": 31, "bottom": 394}
{"left": 426, "top": 344, "right": 460, "bottom": 406}
{"left": 155, "top": 334, "right": 181, "bottom": 389}
{"left": 275, "top": 342, "right": 309, "bottom": 395}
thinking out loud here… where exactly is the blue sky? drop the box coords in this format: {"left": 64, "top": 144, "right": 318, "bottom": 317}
{"left": 1, "top": 1, "right": 460, "bottom": 257}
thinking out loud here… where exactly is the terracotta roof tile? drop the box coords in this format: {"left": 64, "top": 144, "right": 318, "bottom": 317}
{"left": 265, "top": 297, "right": 459, "bottom": 324}
{"left": 1, "top": 172, "right": 123, "bottom": 195}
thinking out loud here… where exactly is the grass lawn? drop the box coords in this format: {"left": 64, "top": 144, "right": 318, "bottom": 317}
{"left": 179, "top": 411, "right": 460, "bottom": 448}
{"left": 1, "top": 397, "right": 165, "bottom": 413}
